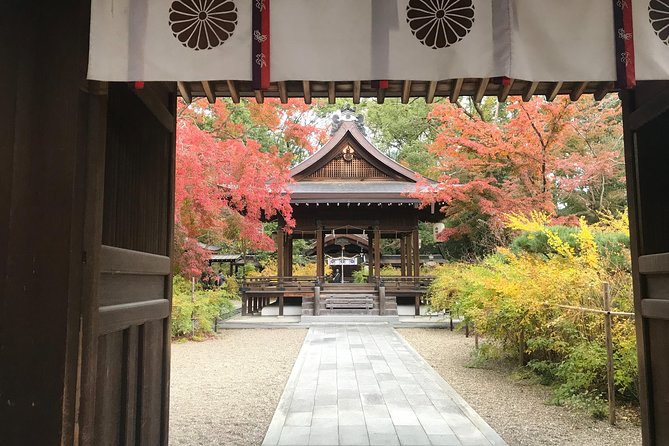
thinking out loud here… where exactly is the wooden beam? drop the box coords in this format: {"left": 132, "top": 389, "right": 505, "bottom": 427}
{"left": 328, "top": 81, "right": 336, "bottom": 104}
{"left": 100, "top": 246, "right": 170, "bottom": 275}
{"left": 226, "top": 80, "right": 240, "bottom": 104}
{"left": 177, "top": 81, "right": 191, "bottom": 104}
{"left": 201, "top": 81, "right": 216, "bottom": 104}
{"left": 570, "top": 82, "right": 588, "bottom": 101}
{"left": 474, "top": 78, "right": 489, "bottom": 104}
{"left": 522, "top": 82, "right": 539, "bottom": 102}
{"left": 628, "top": 87, "right": 669, "bottom": 131}
{"left": 353, "top": 81, "right": 361, "bottom": 104}
{"left": 133, "top": 87, "right": 176, "bottom": 133}
{"left": 450, "top": 78, "right": 464, "bottom": 103}
{"left": 546, "top": 81, "right": 563, "bottom": 102}
{"left": 498, "top": 78, "right": 515, "bottom": 102}
{"left": 254, "top": 90, "right": 264, "bottom": 104}
{"left": 99, "top": 300, "right": 170, "bottom": 335}
{"left": 594, "top": 82, "right": 613, "bottom": 101}
{"left": 302, "top": 80, "right": 311, "bottom": 104}
{"left": 426, "top": 81, "right": 438, "bottom": 104}
{"left": 278, "top": 81, "right": 288, "bottom": 104}
{"left": 401, "top": 80, "right": 412, "bottom": 104}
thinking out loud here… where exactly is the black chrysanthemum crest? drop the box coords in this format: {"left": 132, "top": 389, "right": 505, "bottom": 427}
{"left": 169, "top": 0, "right": 238, "bottom": 51}
{"left": 406, "top": 0, "right": 475, "bottom": 49}
{"left": 649, "top": 0, "right": 669, "bottom": 46}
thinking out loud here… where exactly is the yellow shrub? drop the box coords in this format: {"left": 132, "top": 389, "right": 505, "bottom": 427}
{"left": 429, "top": 215, "right": 637, "bottom": 406}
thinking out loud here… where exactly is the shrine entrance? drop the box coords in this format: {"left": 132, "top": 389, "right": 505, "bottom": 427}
{"left": 3, "top": 2, "right": 669, "bottom": 446}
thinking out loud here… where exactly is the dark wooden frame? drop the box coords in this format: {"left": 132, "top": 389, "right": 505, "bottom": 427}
{"left": 621, "top": 81, "right": 669, "bottom": 446}
{"left": 1, "top": 3, "right": 667, "bottom": 444}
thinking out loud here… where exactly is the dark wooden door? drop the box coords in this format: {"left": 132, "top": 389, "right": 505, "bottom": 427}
{"left": 79, "top": 83, "right": 177, "bottom": 446}
{"left": 622, "top": 81, "right": 669, "bottom": 446}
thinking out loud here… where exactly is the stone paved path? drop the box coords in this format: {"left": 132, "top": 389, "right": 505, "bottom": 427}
{"left": 262, "top": 325, "right": 507, "bottom": 446}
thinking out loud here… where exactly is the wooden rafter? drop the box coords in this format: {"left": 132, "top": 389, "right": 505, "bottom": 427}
{"left": 254, "top": 90, "right": 264, "bottom": 104}
{"left": 450, "top": 78, "right": 464, "bottom": 103}
{"left": 353, "top": 81, "right": 361, "bottom": 104}
{"left": 546, "top": 81, "right": 563, "bottom": 102}
{"left": 177, "top": 78, "right": 617, "bottom": 104}
{"left": 278, "top": 81, "right": 288, "bottom": 104}
{"left": 594, "top": 82, "right": 612, "bottom": 101}
{"left": 401, "top": 80, "right": 412, "bottom": 104}
{"left": 177, "top": 81, "right": 191, "bottom": 104}
{"left": 303, "top": 80, "right": 311, "bottom": 104}
{"left": 377, "top": 85, "right": 386, "bottom": 104}
{"left": 226, "top": 80, "right": 240, "bottom": 103}
{"left": 426, "top": 81, "right": 438, "bottom": 104}
{"left": 498, "top": 78, "right": 515, "bottom": 102}
{"left": 474, "top": 78, "right": 489, "bottom": 104}
{"left": 523, "top": 82, "right": 539, "bottom": 102}
{"left": 570, "top": 82, "right": 588, "bottom": 101}
{"left": 201, "top": 81, "right": 216, "bottom": 104}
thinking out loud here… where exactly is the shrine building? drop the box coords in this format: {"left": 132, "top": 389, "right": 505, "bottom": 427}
{"left": 241, "top": 109, "right": 444, "bottom": 319}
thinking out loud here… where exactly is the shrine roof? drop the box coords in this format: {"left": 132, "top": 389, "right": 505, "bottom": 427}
{"left": 288, "top": 117, "right": 434, "bottom": 203}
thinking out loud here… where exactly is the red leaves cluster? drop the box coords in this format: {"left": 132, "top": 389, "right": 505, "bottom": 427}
{"left": 419, "top": 97, "right": 622, "bottom": 242}
{"left": 175, "top": 98, "right": 306, "bottom": 277}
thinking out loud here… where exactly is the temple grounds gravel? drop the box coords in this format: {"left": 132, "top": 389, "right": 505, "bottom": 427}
{"left": 169, "top": 329, "right": 307, "bottom": 446}
{"left": 169, "top": 326, "right": 641, "bottom": 446}
{"left": 399, "top": 328, "right": 642, "bottom": 446}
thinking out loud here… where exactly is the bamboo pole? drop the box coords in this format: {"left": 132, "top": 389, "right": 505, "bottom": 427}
{"left": 604, "top": 282, "right": 616, "bottom": 425}
{"left": 552, "top": 303, "right": 634, "bottom": 317}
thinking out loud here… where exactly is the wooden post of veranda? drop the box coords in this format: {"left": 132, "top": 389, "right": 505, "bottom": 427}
{"left": 604, "top": 282, "right": 616, "bottom": 425}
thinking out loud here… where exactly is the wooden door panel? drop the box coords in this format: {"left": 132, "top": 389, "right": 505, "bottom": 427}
{"left": 95, "top": 331, "right": 124, "bottom": 446}
{"left": 86, "top": 83, "right": 176, "bottom": 446}
{"left": 624, "top": 82, "right": 669, "bottom": 446}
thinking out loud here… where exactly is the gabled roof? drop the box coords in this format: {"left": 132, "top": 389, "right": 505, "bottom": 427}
{"left": 290, "top": 121, "right": 423, "bottom": 183}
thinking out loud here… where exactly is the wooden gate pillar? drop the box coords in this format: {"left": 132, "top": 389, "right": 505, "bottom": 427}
{"left": 621, "top": 83, "right": 669, "bottom": 446}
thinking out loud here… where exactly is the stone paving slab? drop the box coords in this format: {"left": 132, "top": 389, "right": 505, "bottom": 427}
{"left": 262, "top": 326, "right": 507, "bottom": 446}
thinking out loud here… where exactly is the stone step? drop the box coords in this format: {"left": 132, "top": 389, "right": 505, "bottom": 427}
{"left": 316, "top": 309, "right": 380, "bottom": 316}
{"left": 301, "top": 314, "right": 400, "bottom": 323}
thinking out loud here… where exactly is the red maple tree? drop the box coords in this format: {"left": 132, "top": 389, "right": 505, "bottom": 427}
{"left": 175, "top": 98, "right": 312, "bottom": 277}
{"left": 418, "top": 96, "right": 623, "bottom": 255}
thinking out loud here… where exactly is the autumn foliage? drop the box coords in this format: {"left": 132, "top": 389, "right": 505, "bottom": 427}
{"left": 417, "top": 96, "right": 624, "bottom": 258}
{"left": 175, "top": 98, "right": 327, "bottom": 277}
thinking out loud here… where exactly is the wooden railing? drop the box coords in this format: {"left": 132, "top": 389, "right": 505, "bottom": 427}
{"left": 378, "top": 276, "right": 435, "bottom": 288}
{"left": 242, "top": 275, "right": 435, "bottom": 290}
{"left": 242, "top": 276, "right": 322, "bottom": 291}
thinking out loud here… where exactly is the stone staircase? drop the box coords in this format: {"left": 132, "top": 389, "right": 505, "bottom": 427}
{"left": 301, "top": 284, "right": 398, "bottom": 316}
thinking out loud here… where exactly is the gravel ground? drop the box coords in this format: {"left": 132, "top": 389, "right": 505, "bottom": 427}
{"left": 169, "top": 329, "right": 307, "bottom": 446}
{"left": 399, "top": 328, "right": 641, "bottom": 446}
